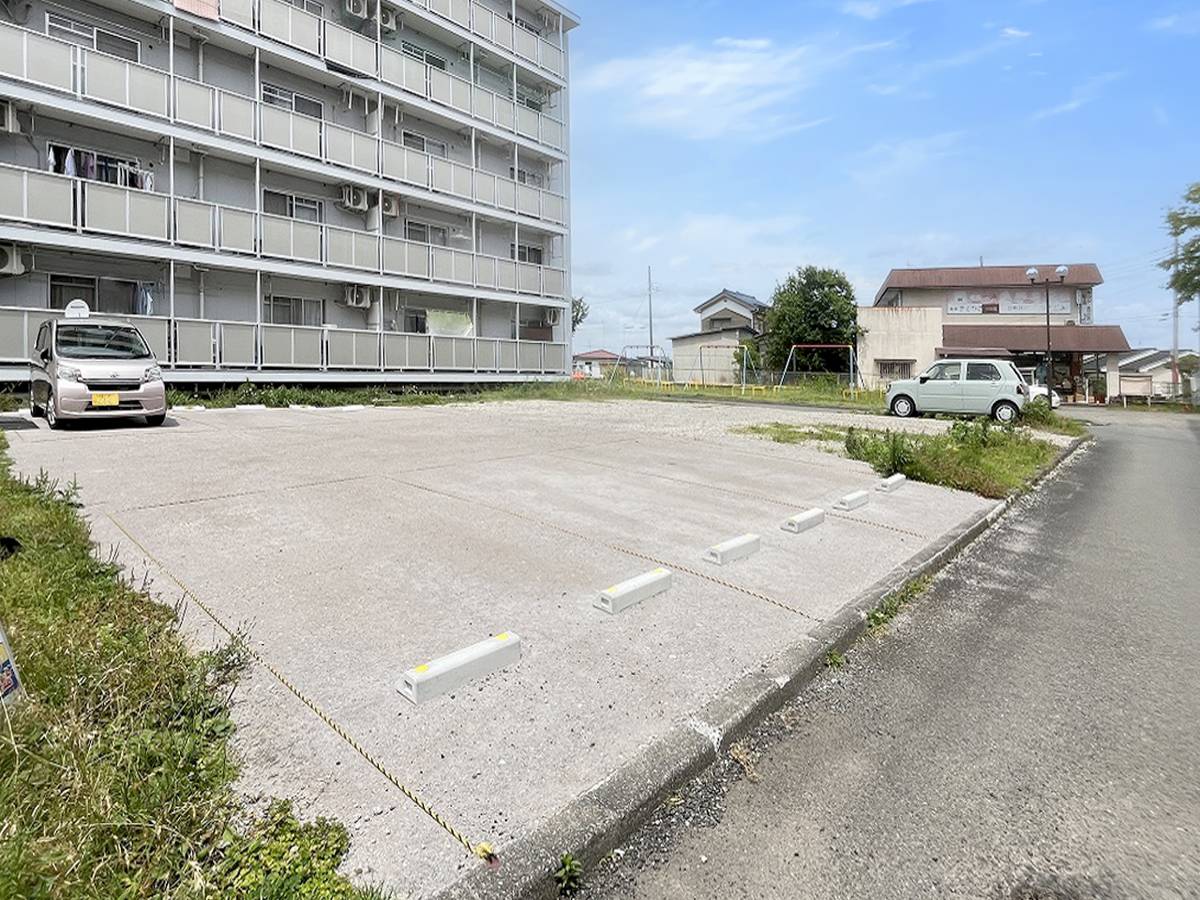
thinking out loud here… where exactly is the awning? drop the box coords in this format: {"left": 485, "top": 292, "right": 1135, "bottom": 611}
{"left": 942, "top": 324, "right": 1131, "bottom": 353}
{"left": 935, "top": 347, "right": 1014, "bottom": 359}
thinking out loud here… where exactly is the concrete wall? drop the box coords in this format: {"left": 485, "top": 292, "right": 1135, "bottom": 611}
{"left": 857, "top": 306, "right": 944, "bottom": 389}
{"left": 892, "top": 286, "right": 1082, "bottom": 326}
{"left": 671, "top": 334, "right": 740, "bottom": 385}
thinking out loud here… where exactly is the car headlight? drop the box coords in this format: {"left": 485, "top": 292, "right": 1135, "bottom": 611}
{"left": 57, "top": 364, "right": 83, "bottom": 383}
{"left": 142, "top": 365, "right": 163, "bottom": 383}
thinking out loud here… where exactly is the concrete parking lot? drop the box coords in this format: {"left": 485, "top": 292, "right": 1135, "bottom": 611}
{"left": 3, "top": 399, "right": 994, "bottom": 896}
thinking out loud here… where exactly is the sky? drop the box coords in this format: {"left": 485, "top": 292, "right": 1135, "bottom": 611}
{"left": 561, "top": 0, "right": 1200, "bottom": 357}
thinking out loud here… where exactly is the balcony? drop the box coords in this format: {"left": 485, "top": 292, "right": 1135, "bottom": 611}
{"left": 0, "top": 306, "right": 568, "bottom": 375}
{"left": 0, "top": 19, "right": 568, "bottom": 202}
{"left": 0, "top": 162, "right": 568, "bottom": 299}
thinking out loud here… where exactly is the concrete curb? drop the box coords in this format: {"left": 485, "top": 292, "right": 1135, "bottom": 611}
{"left": 430, "top": 436, "right": 1091, "bottom": 900}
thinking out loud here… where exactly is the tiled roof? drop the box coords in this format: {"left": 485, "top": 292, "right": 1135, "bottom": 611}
{"left": 693, "top": 288, "right": 768, "bottom": 314}
{"left": 875, "top": 264, "right": 1104, "bottom": 304}
{"left": 573, "top": 349, "right": 621, "bottom": 361}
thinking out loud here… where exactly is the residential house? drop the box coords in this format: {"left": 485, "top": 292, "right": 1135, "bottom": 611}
{"left": 671, "top": 289, "right": 768, "bottom": 384}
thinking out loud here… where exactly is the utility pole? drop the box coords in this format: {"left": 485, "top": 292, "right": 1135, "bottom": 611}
{"left": 1172, "top": 233, "right": 1181, "bottom": 397}
{"left": 647, "top": 266, "right": 655, "bottom": 356}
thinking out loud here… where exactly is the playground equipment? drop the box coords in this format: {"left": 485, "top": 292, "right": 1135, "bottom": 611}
{"left": 607, "top": 345, "right": 671, "bottom": 385}
{"left": 776, "top": 343, "right": 864, "bottom": 395}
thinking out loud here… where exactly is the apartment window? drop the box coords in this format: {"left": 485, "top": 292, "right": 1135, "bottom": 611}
{"left": 405, "top": 219, "right": 448, "bottom": 246}
{"left": 401, "top": 41, "right": 447, "bottom": 71}
{"left": 262, "top": 190, "right": 323, "bottom": 222}
{"left": 512, "top": 14, "right": 542, "bottom": 35}
{"left": 46, "top": 13, "right": 140, "bottom": 62}
{"left": 966, "top": 362, "right": 1002, "bottom": 382}
{"left": 262, "top": 295, "right": 322, "bottom": 327}
{"left": 261, "top": 83, "right": 323, "bottom": 120}
{"left": 511, "top": 243, "right": 544, "bottom": 265}
{"left": 401, "top": 130, "right": 448, "bottom": 159}
{"left": 49, "top": 275, "right": 138, "bottom": 315}
{"left": 877, "top": 360, "right": 914, "bottom": 381}
{"left": 515, "top": 86, "right": 545, "bottom": 112}
{"left": 404, "top": 308, "right": 427, "bottom": 334}
{"left": 284, "top": 0, "right": 323, "bottom": 14}
{"left": 509, "top": 167, "right": 545, "bottom": 188}
{"left": 47, "top": 141, "right": 146, "bottom": 187}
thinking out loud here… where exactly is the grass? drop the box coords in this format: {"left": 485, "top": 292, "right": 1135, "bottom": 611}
{"left": 163, "top": 377, "right": 891, "bottom": 413}
{"left": 0, "top": 393, "right": 22, "bottom": 412}
{"left": 0, "top": 432, "right": 387, "bottom": 899}
{"left": 866, "top": 576, "right": 931, "bottom": 635}
{"left": 741, "top": 418, "right": 1059, "bottom": 499}
{"left": 1017, "top": 399, "right": 1090, "bottom": 437}
{"left": 732, "top": 423, "right": 847, "bottom": 444}
{"left": 554, "top": 852, "right": 585, "bottom": 896}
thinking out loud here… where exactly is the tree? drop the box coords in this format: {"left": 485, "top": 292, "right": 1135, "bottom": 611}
{"left": 732, "top": 338, "right": 762, "bottom": 380}
{"left": 571, "top": 296, "right": 589, "bottom": 332}
{"left": 1162, "top": 183, "right": 1200, "bottom": 304}
{"left": 762, "top": 267, "right": 860, "bottom": 372}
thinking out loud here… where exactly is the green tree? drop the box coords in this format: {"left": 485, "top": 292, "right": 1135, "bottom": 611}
{"left": 732, "top": 338, "right": 762, "bottom": 380}
{"left": 763, "top": 267, "right": 860, "bottom": 372}
{"left": 1162, "top": 183, "right": 1200, "bottom": 304}
{"left": 571, "top": 296, "right": 589, "bottom": 332}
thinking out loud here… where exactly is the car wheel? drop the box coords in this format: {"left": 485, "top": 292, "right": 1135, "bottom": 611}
{"left": 29, "top": 393, "right": 42, "bottom": 418}
{"left": 891, "top": 395, "right": 916, "bottom": 418}
{"left": 145, "top": 413, "right": 166, "bottom": 427}
{"left": 45, "top": 392, "right": 61, "bottom": 430}
{"left": 993, "top": 400, "right": 1019, "bottom": 424}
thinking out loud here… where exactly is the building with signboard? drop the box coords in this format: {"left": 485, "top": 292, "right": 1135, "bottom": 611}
{"left": 858, "top": 264, "right": 1131, "bottom": 400}
{"left": 0, "top": 0, "right": 578, "bottom": 385}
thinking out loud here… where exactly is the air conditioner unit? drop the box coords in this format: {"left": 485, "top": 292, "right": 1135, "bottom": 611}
{"left": 345, "top": 0, "right": 368, "bottom": 19}
{"left": 338, "top": 183, "right": 368, "bottom": 211}
{"left": 0, "top": 101, "right": 19, "bottom": 135}
{"left": 379, "top": 5, "right": 398, "bottom": 32}
{"left": 545, "top": 307, "right": 561, "bottom": 326}
{"left": 0, "top": 244, "right": 26, "bottom": 276}
{"left": 342, "top": 284, "right": 373, "bottom": 308}
{"left": 381, "top": 194, "right": 401, "bottom": 218}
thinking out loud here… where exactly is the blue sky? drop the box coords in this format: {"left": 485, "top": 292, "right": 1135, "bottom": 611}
{"left": 563, "top": 0, "right": 1200, "bottom": 356}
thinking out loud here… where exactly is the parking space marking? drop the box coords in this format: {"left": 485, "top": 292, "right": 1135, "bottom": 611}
{"left": 387, "top": 476, "right": 821, "bottom": 623}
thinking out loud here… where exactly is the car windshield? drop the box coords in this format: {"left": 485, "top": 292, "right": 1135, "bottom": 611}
{"left": 56, "top": 324, "right": 152, "bottom": 360}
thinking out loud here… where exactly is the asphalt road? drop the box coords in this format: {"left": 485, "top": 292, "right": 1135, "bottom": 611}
{"left": 589, "top": 411, "right": 1200, "bottom": 900}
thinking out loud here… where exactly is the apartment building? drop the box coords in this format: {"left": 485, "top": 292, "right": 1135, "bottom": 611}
{"left": 0, "top": 0, "right": 578, "bottom": 383}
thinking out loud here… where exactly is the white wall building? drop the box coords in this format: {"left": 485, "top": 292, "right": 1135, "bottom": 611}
{"left": 858, "top": 265, "right": 1131, "bottom": 399}
{"left": 670, "top": 289, "right": 767, "bottom": 385}
{"left": 0, "top": 0, "right": 577, "bottom": 383}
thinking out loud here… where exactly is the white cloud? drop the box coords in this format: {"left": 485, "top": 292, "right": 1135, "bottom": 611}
{"left": 1001, "top": 26, "right": 1031, "bottom": 38}
{"left": 867, "top": 32, "right": 1027, "bottom": 96}
{"left": 851, "top": 131, "right": 964, "bottom": 185}
{"left": 1031, "top": 71, "right": 1123, "bottom": 121}
{"left": 580, "top": 37, "right": 890, "bottom": 140}
{"left": 1147, "top": 12, "right": 1200, "bottom": 34}
{"left": 841, "top": 0, "right": 932, "bottom": 20}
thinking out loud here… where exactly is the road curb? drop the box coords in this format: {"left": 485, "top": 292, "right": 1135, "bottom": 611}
{"left": 431, "top": 436, "right": 1091, "bottom": 900}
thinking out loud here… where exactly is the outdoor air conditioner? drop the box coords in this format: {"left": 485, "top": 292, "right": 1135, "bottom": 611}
{"left": 339, "top": 183, "right": 368, "bottom": 212}
{"left": 0, "top": 244, "right": 26, "bottom": 276}
{"left": 379, "top": 5, "right": 398, "bottom": 32}
{"left": 381, "top": 194, "right": 401, "bottom": 218}
{"left": 0, "top": 101, "right": 19, "bottom": 135}
{"left": 545, "top": 307, "right": 561, "bottom": 326}
{"left": 343, "top": 284, "right": 373, "bottom": 309}
{"left": 345, "top": 0, "right": 368, "bottom": 19}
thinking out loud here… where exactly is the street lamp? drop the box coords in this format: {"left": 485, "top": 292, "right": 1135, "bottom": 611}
{"left": 1026, "top": 265, "right": 1069, "bottom": 403}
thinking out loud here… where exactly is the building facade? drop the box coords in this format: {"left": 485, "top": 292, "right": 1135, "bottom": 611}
{"left": 671, "top": 289, "right": 767, "bottom": 385}
{"left": 858, "top": 265, "right": 1131, "bottom": 399}
{"left": 0, "top": 0, "right": 577, "bottom": 383}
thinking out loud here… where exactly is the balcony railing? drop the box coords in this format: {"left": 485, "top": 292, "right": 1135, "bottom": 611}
{"left": 0, "top": 305, "right": 568, "bottom": 375}
{"left": 0, "top": 20, "right": 568, "bottom": 217}
{"left": 0, "top": 162, "right": 568, "bottom": 299}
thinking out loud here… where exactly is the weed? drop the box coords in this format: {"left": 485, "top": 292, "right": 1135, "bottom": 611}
{"left": 733, "top": 423, "right": 846, "bottom": 444}
{"left": 0, "top": 432, "right": 379, "bottom": 898}
{"left": 866, "top": 576, "right": 931, "bottom": 634}
{"left": 554, "top": 852, "right": 585, "bottom": 896}
{"left": 825, "top": 649, "right": 846, "bottom": 670}
{"left": 729, "top": 740, "right": 761, "bottom": 783}
{"left": 1018, "top": 398, "right": 1089, "bottom": 437}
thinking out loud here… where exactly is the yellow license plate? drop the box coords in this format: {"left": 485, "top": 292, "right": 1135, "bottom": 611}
{"left": 91, "top": 393, "right": 120, "bottom": 407}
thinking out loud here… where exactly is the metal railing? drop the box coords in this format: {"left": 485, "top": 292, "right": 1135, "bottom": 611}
{"left": 0, "top": 20, "right": 568, "bottom": 223}
{"left": 0, "top": 162, "right": 567, "bottom": 299}
{"left": 0, "top": 305, "right": 568, "bottom": 375}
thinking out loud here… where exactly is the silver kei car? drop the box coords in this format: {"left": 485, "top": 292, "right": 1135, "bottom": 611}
{"left": 29, "top": 308, "right": 167, "bottom": 429}
{"left": 885, "top": 358, "right": 1029, "bottom": 424}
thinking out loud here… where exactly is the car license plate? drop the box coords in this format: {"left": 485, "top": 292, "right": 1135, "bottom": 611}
{"left": 91, "top": 392, "right": 120, "bottom": 407}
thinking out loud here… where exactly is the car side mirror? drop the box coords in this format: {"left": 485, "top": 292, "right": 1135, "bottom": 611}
{"left": 918, "top": 375, "right": 929, "bottom": 384}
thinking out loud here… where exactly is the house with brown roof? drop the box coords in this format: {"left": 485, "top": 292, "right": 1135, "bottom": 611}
{"left": 858, "top": 264, "right": 1131, "bottom": 400}
{"left": 572, "top": 349, "right": 621, "bottom": 379}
